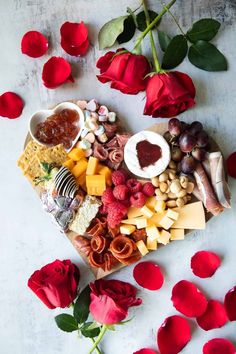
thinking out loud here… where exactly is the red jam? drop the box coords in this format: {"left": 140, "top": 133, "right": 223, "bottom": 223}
{"left": 35, "top": 109, "right": 80, "bottom": 149}
{"left": 136, "top": 140, "right": 162, "bottom": 168}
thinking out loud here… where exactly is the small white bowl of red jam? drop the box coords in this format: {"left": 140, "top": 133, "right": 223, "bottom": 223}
{"left": 29, "top": 102, "right": 84, "bottom": 151}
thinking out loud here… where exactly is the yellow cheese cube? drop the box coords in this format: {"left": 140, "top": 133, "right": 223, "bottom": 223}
{"left": 120, "top": 224, "right": 136, "bottom": 235}
{"left": 121, "top": 218, "right": 138, "bottom": 225}
{"left": 155, "top": 200, "right": 166, "bottom": 213}
{"left": 86, "top": 175, "right": 106, "bottom": 196}
{"left": 150, "top": 213, "right": 163, "bottom": 227}
{"left": 98, "top": 165, "right": 112, "bottom": 186}
{"left": 72, "top": 159, "right": 88, "bottom": 178}
{"left": 166, "top": 208, "right": 179, "bottom": 221}
{"left": 159, "top": 214, "right": 175, "bottom": 230}
{"left": 145, "top": 197, "right": 157, "bottom": 209}
{"left": 136, "top": 218, "right": 148, "bottom": 229}
{"left": 140, "top": 205, "right": 154, "bottom": 218}
{"left": 86, "top": 157, "right": 99, "bottom": 175}
{"left": 128, "top": 207, "right": 143, "bottom": 219}
{"left": 170, "top": 229, "right": 185, "bottom": 240}
{"left": 158, "top": 230, "right": 171, "bottom": 245}
{"left": 76, "top": 172, "right": 87, "bottom": 191}
{"left": 146, "top": 225, "right": 160, "bottom": 241}
{"left": 68, "top": 148, "right": 85, "bottom": 161}
{"left": 136, "top": 240, "right": 149, "bottom": 256}
{"left": 146, "top": 237, "right": 158, "bottom": 250}
{"left": 63, "top": 159, "right": 75, "bottom": 171}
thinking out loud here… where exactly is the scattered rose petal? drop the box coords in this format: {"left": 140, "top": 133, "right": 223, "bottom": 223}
{"left": 157, "top": 315, "right": 191, "bottom": 354}
{"left": 60, "top": 21, "right": 89, "bottom": 56}
{"left": 0, "top": 92, "right": 24, "bottom": 119}
{"left": 224, "top": 286, "right": 236, "bottom": 321}
{"left": 133, "top": 262, "right": 164, "bottom": 291}
{"left": 21, "top": 30, "right": 48, "bottom": 58}
{"left": 191, "top": 250, "right": 221, "bottom": 278}
{"left": 171, "top": 280, "right": 208, "bottom": 317}
{"left": 133, "top": 349, "right": 157, "bottom": 354}
{"left": 196, "top": 300, "right": 228, "bottom": 330}
{"left": 203, "top": 338, "right": 236, "bottom": 354}
{"left": 227, "top": 152, "right": 236, "bottom": 179}
{"left": 42, "top": 57, "right": 74, "bottom": 89}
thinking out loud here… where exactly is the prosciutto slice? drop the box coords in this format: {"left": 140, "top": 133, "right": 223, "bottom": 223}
{"left": 93, "top": 142, "right": 108, "bottom": 161}
{"left": 194, "top": 163, "right": 224, "bottom": 216}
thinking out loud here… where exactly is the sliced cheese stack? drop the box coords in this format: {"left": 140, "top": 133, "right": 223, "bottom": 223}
{"left": 120, "top": 198, "right": 206, "bottom": 257}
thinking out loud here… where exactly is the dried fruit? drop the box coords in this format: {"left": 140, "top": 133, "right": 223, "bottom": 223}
{"left": 224, "top": 285, "right": 236, "bottom": 321}
{"left": 196, "top": 300, "right": 228, "bottom": 330}
{"left": 21, "top": 30, "right": 48, "bottom": 58}
{"left": 113, "top": 184, "right": 130, "bottom": 201}
{"left": 130, "top": 192, "right": 146, "bottom": 208}
{"left": 203, "top": 338, "right": 235, "bottom": 354}
{"left": 42, "top": 56, "right": 74, "bottom": 89}
{"left": 191, "top": 250, "right": 221, "bottom": 278}
{"left": 133, "top": 262, "right": 164, "bottom": 291}
{"left": 0, "top": 92, "right": 24, "bottom": 119}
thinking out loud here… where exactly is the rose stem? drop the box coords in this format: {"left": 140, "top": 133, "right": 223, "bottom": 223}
{"left": 142, "top": 0, "right": 161, "bottom": 72}
{"left": 134, "top": 0, "right": 177, "bottom": 50}
{"left": 91, "top": 338, "right": 103, "bottom": 354}
{"left": 89, "top": 325, "right": 107, "bottom": 354}
{"left": 162, "top": 2, "right": 185, "bottom": 36}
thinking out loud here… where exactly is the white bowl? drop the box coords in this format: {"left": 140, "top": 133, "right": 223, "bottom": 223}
{"left": 29, "top": 102, "right": 84, "bottom": 152}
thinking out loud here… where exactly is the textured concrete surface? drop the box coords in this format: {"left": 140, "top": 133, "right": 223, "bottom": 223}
{"left": 0, "top": 0, "right": 235, "bottom": 353}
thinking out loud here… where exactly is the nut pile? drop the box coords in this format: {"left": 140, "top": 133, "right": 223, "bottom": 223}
{"left": 151, "top": 160, "right": 194, "bottom": 208}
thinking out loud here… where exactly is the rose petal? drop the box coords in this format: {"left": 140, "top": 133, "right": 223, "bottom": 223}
{"left": 224, "top": 286, "right": 236, "bottom": 321}
{"left": 196, "top": 300, "right": 228, "bottom": 330}
{"left": 133, "top": 262, "right": 164, "bottom": 291}
{"left": 171, "top": 280, "right": 208, "bottom": 317}
{"left": 133, "top": 349, "right": 157, "bottom": 354}
{"left": 61, "top": 37, "right": 89, "bottom": 56}
{"left": 21, "top": 30, "right": 48, "bottom": 58}
{"left": 191, "top": 250, "right": 221, "bottom": 278}
{"left": 42, "top": 56, "right": 74, "bottom": 89}
{"left": 203, "top": 338, "right": 236, "bottom": 354}
{"left": 60, "top": 21, "right": 88, "bottom": 47}
{"left": 157, "top": 315, "right": 191, "bottom": 354}
{"left": 227, "top": 152, "right": 236, "bottom": 179}
{"left": 0, "top": 92, "right": 24, "bottom": 119}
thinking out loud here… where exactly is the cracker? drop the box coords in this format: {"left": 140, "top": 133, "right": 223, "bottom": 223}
{"left": 23, "top": 156, "right": 43, "bottom": 182}
{"left": 37, "top": 144, "right": 67, "bottom": 165}
{"left": 17, "top": 141, "right": 45, "bottom": 171}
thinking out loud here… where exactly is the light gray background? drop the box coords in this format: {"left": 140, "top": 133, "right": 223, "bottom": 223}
{"left": 0, "top": 0, "right": 235, "bottom": 353}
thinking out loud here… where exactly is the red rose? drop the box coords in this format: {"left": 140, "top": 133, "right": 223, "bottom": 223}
{"left": 97, "top": 51, "right": 150, "bottom": 94}
{"left": 28, "top": 259, "right": 80, "bottom": 309}
{"left": 144, "top": 71, "right": 196, "bottom": 118}
{"left": 89, "top": 279, "right": 142, "bottom": 325}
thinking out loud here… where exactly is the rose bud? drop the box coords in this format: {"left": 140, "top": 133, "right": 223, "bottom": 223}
{"left": 144, "top": 71, "right": 196, "bottom": 118}
{"left": 60, "top": 21, "right": 89, "bottom": 56}
{"left": 28, "top": 259, "right": 80, "bottom": 309}
{"left": 96, "top": 50, "right": 150, "bottom": 95}
{"left": 89, "top": 279, "right": 142, "bottom": 325}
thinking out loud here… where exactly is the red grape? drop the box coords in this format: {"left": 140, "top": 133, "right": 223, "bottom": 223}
{"left": 168, "top": 118, "right": 182, "bottom": 136}
{"left": 171, "top": 146, "right": 183, "bottom": 162}
{"left": 180, "top": 121, "right": 190, "bottom": 131}
{"left": 196, "top": 130, "right": 209, "bottom": 148}
{"left": 192, "top": 147, "right": 206, "bottom": 161}
{"left": 189, "top": 121, "right": 203, "bottom": 135}
{"left": 179, "top": 132, "right": 197, "bottom": 153}
{"left": 180, "top": 155, "right": 196, "bottom": 174}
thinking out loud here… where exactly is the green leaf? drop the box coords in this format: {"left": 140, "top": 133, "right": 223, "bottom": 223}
{"left": 98, "top": 16, "right": 128, "bottom": 49}
{"left": 158, "top": 30, "right": 171, "bottom": 52}
{"left": 80, "top": 322, "right": 101, "bottom": 338}
{"left": 187, "top": 18, "right": 221, "bottom": 43}
{"left": 55, "top": 314, "right": 78, "bottom": 333}
{"left": 73, "top": 285, "right": 91, "bottom": 324}
{"left": 188, "top": 40, "right": 228, "bottom": 71}
{"left": 136, "top": 10, "right": 160, "bottom": 32}
{"left": 117, "top": 16, "right": 136, "bottom": 44}
{"left": 162, "top": 35, "right": 188, "bottom": 69}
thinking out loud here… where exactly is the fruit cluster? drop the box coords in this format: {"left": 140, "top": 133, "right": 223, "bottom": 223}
{"left": 101, "top": 169, "right": 155, "bottom": 228}
{"left": 165, "top": 118, "right": 210, "bottom": 174}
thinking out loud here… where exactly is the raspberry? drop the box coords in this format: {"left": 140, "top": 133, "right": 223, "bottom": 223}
{"left": 142, "top": 182, "right": 155, "bottom": 197}
{"left": 130, "top": 192, "right": 146, "bottom": 208}
{"left": 107, "top": 201, "right": 128, "bottom": 228}
{"left": 122, "top": 198, "right": 131, "bottom": 208}
{"left": 113, "top": 184, "right": 130, "bottom": 201}
{"left": 102, "top": 187, "right": 116, "bottom": 206}
{"left": 126, "top": 178, "right": 142, "bottom": 194}
{"left": 111, "top": 170, "right": 126, "bottom": 186}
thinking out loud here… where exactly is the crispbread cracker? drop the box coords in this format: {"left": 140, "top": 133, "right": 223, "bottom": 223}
{"left": 37, "top": 144, "right": 67, "bottom": 165}
{"left": 17, "top": 140, "right": 45, "bottom": 171}
{"left": 23, "top": 156, "right": 44, "bottom": 181}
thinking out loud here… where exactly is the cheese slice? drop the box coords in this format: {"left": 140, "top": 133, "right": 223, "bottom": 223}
{"left": 147, "top": 237, "right": 158, "bottom": 250}
{"left": 158, "top": 230, "right": 171, "bottom": 245}
{"left": 128, "top": 207, "right": 144, "bottom": 219}
{"left": 172, "top": 202, "right": 206, "bottom": 230}
{"left": 166, "top": 208, "right": 179, "bottom": 221}
{"left": 150, "top": 213, "right": 163, "bottom": 226}
{"left": 154, "top": 200, "right": 166, "bottom": 213}
{"left": 136, "top": 240, "right": 149, "bottom": 256}
{"left": 170, "top": 229, "right": 185, "bottom": 240}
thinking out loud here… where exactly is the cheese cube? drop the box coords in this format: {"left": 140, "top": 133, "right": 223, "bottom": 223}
{"left": 86, "top": 175, "right": 106, "bottom": 196}
{"left": 76, "top": 172, "right": 87, "bottom": 191}
{"left": 166, "top": 208, "right": 179, "bottom": 221}
{"left": 155, "top": 200, "right": 166, "bottom": 213}
{"left": 120, "top": 224, "right": 136, "bottom": 235}
{"left": 136, "top": 218, "right": 148, "bottom": 229}
{"left": 72, "top": 159, "right": 88, "bottom": 177}
{"left": 150, "top": 213, "right": 162, "bottom": 226}
{"left": 172, "top": 202, "right": 206, "bottom": 230}
{"left": 146, "top": 225, "right": 160, "bottom": 241}
{"left": 120, "top": 218, "right": 138, "bottom": 225}
{"left": 158, "top": 230, "right": 171, "bottom": 245}
{"left": 86, "top": 157, "right": 99, "bottom": 175}
{"left": 159, "top": 214, "right": 175, "bottom": 230}
{"left": 147, "top": 237, "right": 158, "bottom": 250}
{"left": 145, "top": 197, "right": 157, "bottom": 209}
{"left": 63, "top": 159, "right": 75, "bottom": 171}
{"left": 128, "top": 207, "right": 143, "bottom": 219}
{"left": 98, "top": 165, "right": 112, "bottom": 186}
{"left": 140, "top": 205, "right": 154, "bottom": 218}
{"left": 68, "top": 148, "right": 85, "bottom": 161}
{"left": 170, "top": 229, "right": 185, "bottom": 240}
{"left": 136, "top": 240, "right": 149, "bottom": 256}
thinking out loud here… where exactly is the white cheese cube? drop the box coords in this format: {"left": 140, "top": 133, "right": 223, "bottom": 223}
{"left": 140, "top": 205, "right": 154, "bottom": 218}
{"left": 159, "top": 214, "right": 175, "bottom": 230}
{"left": 166, "top": 208, "right": 179, "bottom": 221}
{"left": 128, "top": 207, "right": 143, "bottom": 219}
{"left": 170, "top": 229, "right": 185, "bottom": 240}
{"left": 158, "top": 230, "right": 171, "bottom": 245}
{"left": 136, "top": 218, "right": 148, "bottom": 229}
{"left": 146, "top": 225, "right": 160, "bottom": 241}
{"left": 120, "top": 224, "right": 136, "bottom": 235}
{"left": 154, "top": 200, "right": 166, "bottom": 213}
{"left": 136, "top": 240, "right": 149, "bottom": 256}
{"left": 150, "top": 213, "right": 163, "bottom": 226}
{"left": 146, "top": 237, "right": 158, "bottom": 250}
{"left": 145, "top": 196, "right": 157, "bottom": 209}
{"left": 121, "top": 218, "right": 138, "bottom": 225}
